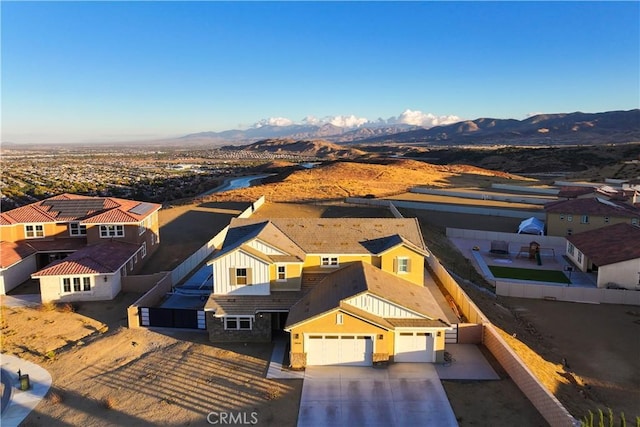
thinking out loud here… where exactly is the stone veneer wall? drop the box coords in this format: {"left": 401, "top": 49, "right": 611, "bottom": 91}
{"left": 207, "top": 312, "right": 272, "bottom": 343}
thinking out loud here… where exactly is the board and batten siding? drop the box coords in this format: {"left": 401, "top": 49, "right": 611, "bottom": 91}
{"left": 247, "top": 239, "right": 286, "bottom": 255}
{"left": 344, "top": 293, "right": 422, "bottom": 318}
{"left": 212, "top": 250, "right": 270, "bottom": 295}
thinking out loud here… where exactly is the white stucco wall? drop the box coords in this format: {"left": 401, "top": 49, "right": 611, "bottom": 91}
{"left": 565, "top": 241, "right": 587, "bottom": 271}
{"left": 597, "top": 258, "right": 640, "bottom": 289}
{"left": 0, "top": 254, "right": 37, "bottom": 295}
{"left": 39, "top": 273, "right": 122, "bottom": 302}
{"left": 212, "top": 250, "right": 270, "bottom": 295}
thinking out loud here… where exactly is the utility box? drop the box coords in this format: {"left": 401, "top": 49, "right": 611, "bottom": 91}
{"left": 19, "top": 373, "right": 30, "bottom": 391}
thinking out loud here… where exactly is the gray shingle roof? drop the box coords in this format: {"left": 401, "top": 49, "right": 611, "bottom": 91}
{"left": 226, "top": 217, "right": 426, "bottom": 255}
{"left": 285, "top": 261, "right": 449, "bottom": 328}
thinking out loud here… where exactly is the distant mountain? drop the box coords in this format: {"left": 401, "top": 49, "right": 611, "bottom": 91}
{"left": 181, "top": 123, "right": 419, "bottom": 145}
{"left": 357, "top": 109, "right": 640, "bottom": 145}
{"left": 228, "top": 138, "right": 366, "bottom": 158}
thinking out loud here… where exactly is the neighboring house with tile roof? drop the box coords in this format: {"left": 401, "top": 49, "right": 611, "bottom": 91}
{"left": 566, "top": 223, "right": 640, "bottom": 290}
{"left": 204, "top": 217, "right": 451, "bottom": 367}
{"left": 0, "top": 194, "right": 161, "bottom": 301}
{"left": 544, "top": 197, "right": 640, "bottom": 236}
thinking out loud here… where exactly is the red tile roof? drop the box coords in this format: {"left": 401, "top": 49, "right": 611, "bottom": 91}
{"left": 31, "top": 241, "right": 139, "bottom": 276}
{"left": 545, "top": 197, "right": 640, "bottom": 218}
{"left": 0, "top": 194, "right": 160, "bottom": 225}
{"left": 0, "top": 241, "right": 37, "bottom": 268}
{"left": 567, "top": 223, "right": 640, "bottom": 266}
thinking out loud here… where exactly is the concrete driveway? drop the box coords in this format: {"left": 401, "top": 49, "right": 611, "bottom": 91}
{"left": 298, "top": 364, "right": 458, "bottom": 427}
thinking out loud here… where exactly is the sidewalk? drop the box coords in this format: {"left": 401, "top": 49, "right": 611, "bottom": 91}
{"left": 266, "top": 338, "right": 304, "bottom": 380}
{"left": 1, "top": 354, "right": 52, "bottom": 427}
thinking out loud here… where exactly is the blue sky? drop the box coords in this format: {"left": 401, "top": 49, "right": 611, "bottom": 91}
{"left": 2, "top": 1, "right": 639, "bottom": 144}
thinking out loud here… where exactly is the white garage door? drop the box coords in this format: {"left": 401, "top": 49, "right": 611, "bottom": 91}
{"left": 395, "top": 332, "right": 434, "bottom": 363}
{"left": 306, "top": 335, "right": 373, "bottom": 366}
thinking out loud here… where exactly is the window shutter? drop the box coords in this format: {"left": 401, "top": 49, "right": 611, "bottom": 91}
{"left": 406, "top": 258, "right": 412, "bottom": 272}
{"left": 246, "top": 268, "right": 253, "bottom": 285}
{"left": 229, "top": 268, "right": 236, "bottom": 286}
{"left": 393, "top": 258, "right": 398, "bottom": 273}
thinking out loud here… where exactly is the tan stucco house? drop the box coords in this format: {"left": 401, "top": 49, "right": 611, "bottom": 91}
{"left": 204, "top": 217, "right": 451, "bottom": 367}
{"left": 0, "top": 193, "right": 161, "bottom": 301}
{"left": 566, "top": 223, "right": 640, "bottom": 290}
{"left": 544, "top": 197, "right": 640, "bottom": 237}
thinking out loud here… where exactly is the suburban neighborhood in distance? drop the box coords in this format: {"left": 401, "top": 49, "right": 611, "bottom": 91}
{"left": 2, "top": 1, "right": 640, "bottom": 426}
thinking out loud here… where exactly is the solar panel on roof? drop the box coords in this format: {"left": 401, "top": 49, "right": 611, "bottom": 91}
{"left": 41, "top": 199, "right": 106, "bottom": 218}
{"left": 128, "top": 203, "right": 155, "bottom": 215}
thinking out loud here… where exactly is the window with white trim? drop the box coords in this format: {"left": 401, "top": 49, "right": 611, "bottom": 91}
{"left": 567, "top": 243, "right": 575, "bottom": 256}
{"left": 321, "top": 256, "right": 339, "bottom": 267}
{"left": 604, "top": 216, "right": 610, "bottom": 224}
{"left": 62, "top": 276, "right": 92, "bottom": 294}
{"left": 224, "top": 316, "right": 252, "bottom": 330}
{"left": 577, "top": 251, "right": 583, "bottom": 263}
{"left": 632, "top": 218, "right": 639, "bottom": 226}
{"left": 141, "top": 242, "right": 147, "bottom": 258}
{"left": 336, "top": 313, "right": 344, "bottom": 325}
{"left": 277, "top": 265, "right": 286, "bottom": 281}
{"left": 100, "top": 225, "right": 124, "bottom": 238}
{"left": 567, "top": 215, "right": 573, "bottom": 222}
{"left": 236, "top": 268, "right": 247, "bottom": 285}
{"left": 397, "top": 257, "right": 410, "bottom": 274}
{"left": 69, "top": 222, "right": 87, "bottom": 236}
{"left": 580, "top": 215, "right": 589, "bottom": 224}
{"left": 25, "top": 224, "right": 45, "bottom": 238}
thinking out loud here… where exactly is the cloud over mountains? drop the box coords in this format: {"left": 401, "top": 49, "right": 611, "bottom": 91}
{"left": 251, "top": 109, "right": 461, "bottom": 129}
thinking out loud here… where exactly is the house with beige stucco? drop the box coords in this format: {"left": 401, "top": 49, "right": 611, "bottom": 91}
{"left": 204, "top": 217, "right": 451, "bottom": 367}
{"left": 0, "top": 193, "right": 161, "bottom": 302}
{"left": 565, "top": 223, "right": 640, "bottom": 290}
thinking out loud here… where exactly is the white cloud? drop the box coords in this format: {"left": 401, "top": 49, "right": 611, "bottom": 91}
{"left": 253, "top": 117, "right": 294, "bottom": 128}
{"left": 251, "top": 109, "right": 461, "bottom": 129}
{"left": 325, "top": 115, "right": 369, "bottom": 128}
{"left": 391, "top": 109, "right": 461, "bottom": 127}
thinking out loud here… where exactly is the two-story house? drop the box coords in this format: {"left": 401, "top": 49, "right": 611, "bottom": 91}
{"left": 544, "top": 197, "right": 640, "bottom": 236}
{"left": 204, "top": 217, "right": 451, "bottom": 367}
{"left": 0, "top": 193, "right": 161, "bottom": 302}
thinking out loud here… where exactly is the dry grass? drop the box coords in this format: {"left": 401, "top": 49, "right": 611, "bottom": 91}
{"left": 47, "top": 391, "right": 64, "bottom": 404}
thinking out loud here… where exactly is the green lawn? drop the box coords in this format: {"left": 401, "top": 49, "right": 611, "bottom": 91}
{"left": 488, "top": 266, "right": 571, "bottom": 284}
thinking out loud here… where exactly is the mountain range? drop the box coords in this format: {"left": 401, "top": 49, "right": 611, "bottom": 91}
{"left": 181, "top": 109, "right": 640, "bottom": 146}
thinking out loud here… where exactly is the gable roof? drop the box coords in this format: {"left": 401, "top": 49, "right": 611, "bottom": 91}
{"left": 31, "top": 241, "right": 139, "bottom": 276}
{"left": 567, "top": 223, "right": 640, "bottom": 266}
{"left": 209, "top": 220, "right": 306, "bottom": 264}
{"left": 0, "top": 193, "right": 161, "bottom": 225}
{"left": 544, "top": 197, "right": 640, "bottom": 218}
{"left": 285, "top": 261, "right": 448, "bottom": 329}
{"left": 224, "top": 217, "right": 426, "bottom": 256}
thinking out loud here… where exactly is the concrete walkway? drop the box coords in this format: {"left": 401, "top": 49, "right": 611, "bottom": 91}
{"left": 267, "top": 338, "right": 304, "bottom": 380}
{"left": 435, "top": 344, "right": 499, "bottom": 380}
{"left": 0, "top": 294, "right": 41, "bottom": 308}
{"left": 1, "top": 354, "right": 52, "bottom": 427}
{"left": 298, "top": 364, "right": 458, "bottom": 427}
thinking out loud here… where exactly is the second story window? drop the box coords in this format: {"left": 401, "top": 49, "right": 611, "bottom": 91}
{"left": 321, "top": 256, "right": 339, "bottom": 267}
{"left": 580, "top": 215, "right": 589, "bottom": 224}
{"left": 396, "top": 257, "right": 410, "bottom": 274}
{"left": 236, "top": 268, "right": 248, "bottom": 285}
{"left": 25, "top": 224, "right": 45, "bottom": 239}
{"left": 277, "top": 265, "right": 286, "bottom": 281}
{"left": 100, "top": 225, "right": 124, "bottom": 238}
{"left": 69, "top": 222, "right": 87, "bottom": 236}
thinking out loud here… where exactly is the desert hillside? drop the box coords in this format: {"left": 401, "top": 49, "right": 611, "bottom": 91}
{"left": 236, "top": 138, "right": 366, "bottom": 158}
{"left": 205, "top": 159, "right": 526, "bottom": 203}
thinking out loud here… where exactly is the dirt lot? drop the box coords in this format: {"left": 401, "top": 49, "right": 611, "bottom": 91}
{"left": 2, "top": 297, "right": 301, "bottom": 427}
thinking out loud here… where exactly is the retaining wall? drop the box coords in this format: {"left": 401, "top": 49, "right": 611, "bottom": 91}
{"left": 446, "top": 228, "right": 566, "bottom": 246}
{"left": 496, "top": 281, "right": 640, "bottom": 306}
{"left": 346, "top": 197, "right": 544, "bottom": 219}
{"left": 121, "top": 273, "right": 171, "bottom": 293}
{"left": 411, "top": 187, "right": 553, "bottom": 205}
{"left": 491, "top": 183, "right": 560, "bottom": 195}
{"left": 483, "top": 324, "right": 576, "bottom": 426}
